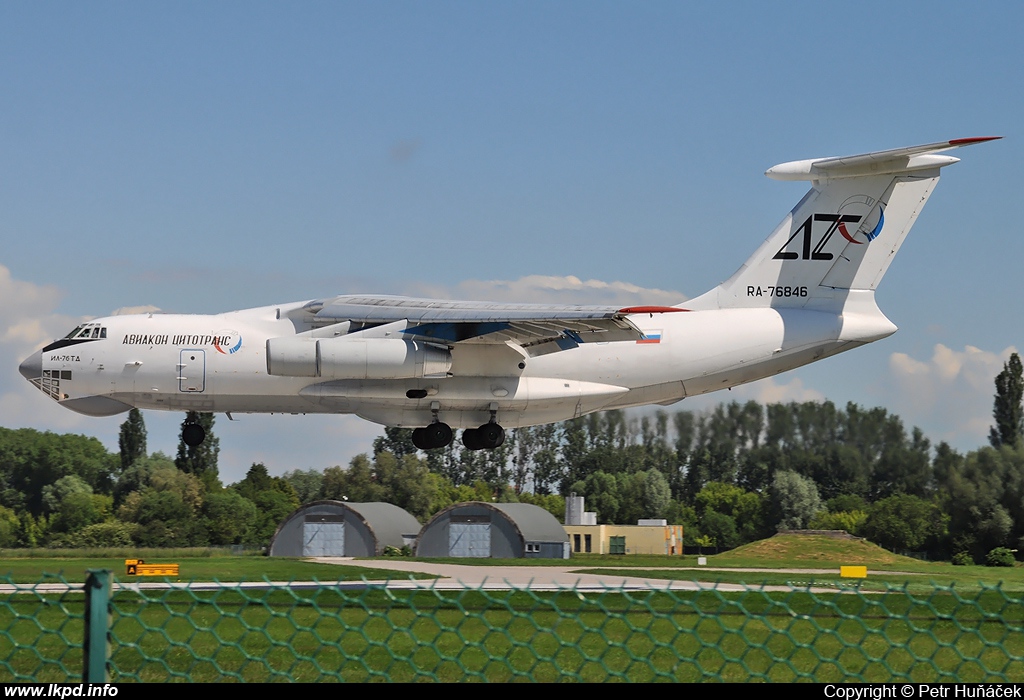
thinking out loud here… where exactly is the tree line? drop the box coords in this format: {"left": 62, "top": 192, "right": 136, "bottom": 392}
{"left": 2, "top": 353, "right": 1022, "bottom": 561}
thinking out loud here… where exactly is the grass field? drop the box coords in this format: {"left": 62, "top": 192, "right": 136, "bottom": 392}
{"left": 564, "top": 536, "right": 1024, "bottom": 592}
{"left": 3, "top": 536, "right": 1024, "bottom": 682}
{"left": 4, "top": 585, "right": 1023, "bottom": 682}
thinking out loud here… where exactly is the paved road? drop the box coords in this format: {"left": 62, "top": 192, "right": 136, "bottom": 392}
{"left": 303, "top": 557, "right": 858, "bottom": 592}
{"left": 0, "top": 560, "right": 871, "bottom": 595}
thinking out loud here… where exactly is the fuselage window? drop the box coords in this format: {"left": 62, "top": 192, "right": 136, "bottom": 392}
{"left": 100, "top": 328, "right": 107, "bottom": 339}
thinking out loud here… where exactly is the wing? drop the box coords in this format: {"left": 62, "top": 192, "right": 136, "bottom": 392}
{"left": 305, "top": 294, "right": 686, "bottom": 355}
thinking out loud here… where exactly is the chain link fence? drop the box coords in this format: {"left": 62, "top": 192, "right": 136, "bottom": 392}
{"left": 2, "top": 571, "right": 1023, "bottom": 682}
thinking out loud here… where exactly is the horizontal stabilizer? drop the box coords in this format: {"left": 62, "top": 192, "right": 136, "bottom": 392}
{"left": 766, "top": 137, "right": 1000, "bottom": 181}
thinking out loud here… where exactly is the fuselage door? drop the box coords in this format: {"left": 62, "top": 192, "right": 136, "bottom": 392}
{"left": 178, "top": 350, "right": 206, "bottom": 393}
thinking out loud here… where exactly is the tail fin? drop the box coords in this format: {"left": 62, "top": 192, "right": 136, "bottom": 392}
{"left": 687, "top": 137, "right": 999, "bottom": 313}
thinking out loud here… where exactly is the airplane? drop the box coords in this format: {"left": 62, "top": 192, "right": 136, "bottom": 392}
{"left": 19, "top": 137, "right": 998, "bottom": 451}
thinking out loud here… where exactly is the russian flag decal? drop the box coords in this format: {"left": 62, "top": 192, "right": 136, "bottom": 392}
{"left": 637, "top": 331, "right": 662, "bottom": 344}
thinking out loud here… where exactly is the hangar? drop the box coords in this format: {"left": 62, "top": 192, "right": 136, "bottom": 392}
{"left": 415, "top": 502, "right": 569, "bottom": 559}
{"left": 269, "top": 500, "right": 421, "bottom": 557}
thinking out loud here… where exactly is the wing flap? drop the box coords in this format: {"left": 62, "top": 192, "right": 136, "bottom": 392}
{"left": 306, "top": 294, "right": 685, "bottom": 349}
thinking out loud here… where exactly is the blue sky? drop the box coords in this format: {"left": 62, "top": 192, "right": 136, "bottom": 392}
{"left": 1, "top": 2, "right": 1020, "bottom": 483}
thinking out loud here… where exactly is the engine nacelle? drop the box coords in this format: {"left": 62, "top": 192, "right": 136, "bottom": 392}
{"left": 266, "top": 337, "right": 319, "bottom": 377}
{"left": 267, "top": 336, "right": 451, "bottom": 379}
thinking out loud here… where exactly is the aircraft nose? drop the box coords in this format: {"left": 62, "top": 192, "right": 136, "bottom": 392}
{"left": 19, "top": 350, "right": 42, "bottom": 381}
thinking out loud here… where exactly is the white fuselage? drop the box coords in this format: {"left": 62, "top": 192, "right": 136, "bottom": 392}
{"left": 26, "top": 296, "right": 895, "bottom": 429}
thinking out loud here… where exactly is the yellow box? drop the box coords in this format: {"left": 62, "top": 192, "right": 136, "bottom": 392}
{"left": 840, "top": 566, "right": 867, "bottom": 578}
{"left": 125, "top": 559, "right": 179, "bottom": 576}
{"left": 136, "top": 564, "right": 179, "bottom": 576}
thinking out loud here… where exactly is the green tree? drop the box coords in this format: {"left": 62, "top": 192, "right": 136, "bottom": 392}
{"left": 0, "top": 506, "right": 20, "bottom": 547}
{"left": 282, "top": 469, "right": 324, "bottom": 504}
{"left": 244, "top": 490, "right": 298, "bottom": 546}
{"left": 701, "top": 510, "right": 740, "bottom": 550}
{"left": 203, "top": 490, "right": 259, "bottom": 545}
{"left": 990, "top": 353, "right": 1024, "bottom": 448}
{"left": 862, "top": 494, "right": 947, "bottom": 552}
{"left": 322, "top": 456, "right": 385, "bottom": 503}
{"left": 130, "top": 490, "right": 205, "bottom": 547}
{"left": 807, "top": 509, "right": 868, "bottom": 535}
{"left": 0, "top": 428, "right": 117, "bottom": 516}
{"left": 373, "top": 427, "right": 417, "bottom": 459}
{"left": 114, "top": 453, "right": 176, "bottom": 506}
{"left": 175, "top": 411, "right": 220, "bottom": 486}
{"left": 641, "top": 469, "right": 672, "bottom": 519}
{"left": 770, "top": 470, "right": 822, "bottom": 530}
{"left": 570, "top": 471, "right": 621, "bottom": 523}
{"left": 374, "top": 451, "right": 437, "bottom": 520}
{"left": 118, "top": 408, "right": 147, "bottom": 471}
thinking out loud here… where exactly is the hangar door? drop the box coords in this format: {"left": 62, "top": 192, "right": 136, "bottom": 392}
{"left": 449, "top": 515, "right": 490, "bottom": 557}
{"left": 303, "top": 515, "right": 345, "bottom": 556}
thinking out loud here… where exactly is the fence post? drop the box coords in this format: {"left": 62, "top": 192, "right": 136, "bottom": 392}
{"left": 83, "top": 569, "right": 111, "bottom": 683}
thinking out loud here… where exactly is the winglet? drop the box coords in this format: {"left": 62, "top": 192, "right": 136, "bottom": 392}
{"left": 948, "top": 136, "right": 1002, "bottom": 146}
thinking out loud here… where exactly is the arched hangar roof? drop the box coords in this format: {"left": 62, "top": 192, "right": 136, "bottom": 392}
{"left": 424, "top": 501, "right": 567, "bottom": 542}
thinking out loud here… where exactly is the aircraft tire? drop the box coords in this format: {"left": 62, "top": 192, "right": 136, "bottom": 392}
{"left": 477, "top": 423, "right": 505, "bottom": 450}
{"left": 462, "top": 428, "right": 484, "bottom": 451}
{"left": 425, "top": 422, "right": 453, "bottom": 449}
{"left": 411, "top": 428, "right": 429, "bottom": 451}
{"left": 182, "top": 423, "right": 205, "bottom": 448}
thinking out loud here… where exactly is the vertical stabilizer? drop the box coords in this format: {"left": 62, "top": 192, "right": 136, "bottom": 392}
{"left": 686, "top": 137, "right": 998, "bottom": 313}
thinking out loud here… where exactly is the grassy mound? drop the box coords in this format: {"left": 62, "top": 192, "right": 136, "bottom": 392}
{"left": 712, "top": 534, "right": 922, "bottom": 568}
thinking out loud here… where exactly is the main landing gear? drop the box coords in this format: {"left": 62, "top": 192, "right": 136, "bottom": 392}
{"left": 462, "top": 422, "right": 505, "bottom": 451}
{"left": 410, "top": 404, "right": 506, "bottom": 451}
{"left": 462, "top": 403, "right": 505, "bottom": 451}
{"left": 411, "top": 422, "right": 453, "bottom": 450}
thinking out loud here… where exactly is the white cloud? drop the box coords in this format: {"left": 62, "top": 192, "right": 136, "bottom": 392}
{"left": 679, "top": 375, "right": 826, "bottom": 415}
{"left": 741, "top": 376, "right": 826, "bottom": 405}
{"left": 406, "top": 274, "right": 685, "bottom": 306}
{"left": 0, "top": 264, "right": 92, "bottom": 430}
{"left": 885, "top": 344, "right": 1016, "bottom": 446}
{"left": 111, "top": 305, "right": 161, "bottom": 316}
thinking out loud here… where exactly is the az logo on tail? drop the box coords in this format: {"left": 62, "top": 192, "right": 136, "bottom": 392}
{"left": 774, "top": 195, "right": 884, "bottom": 260}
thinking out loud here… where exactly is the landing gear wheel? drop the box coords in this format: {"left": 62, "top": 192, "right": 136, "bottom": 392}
{"left": 182, "top": 423, "right": 205, "bottom": 447}
{"left": 477, "top": 423, "right": 505, "bottom": 450}
{"left": 424, "top": 422, "right": 453, "bottom": 449}
{"left": 411, "top": 427, "right": 429, "bottom": 451}
{"left": 462, "top": 428, "right": 484, "bottom": 451}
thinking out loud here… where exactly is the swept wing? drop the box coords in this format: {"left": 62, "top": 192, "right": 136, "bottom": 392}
{"left": 305, "top": 294, "right": 685, "bottom": 351}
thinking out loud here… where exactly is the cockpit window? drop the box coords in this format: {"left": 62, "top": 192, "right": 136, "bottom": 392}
{"left": 61, "top": 324, "right": 107, "bottom": 340}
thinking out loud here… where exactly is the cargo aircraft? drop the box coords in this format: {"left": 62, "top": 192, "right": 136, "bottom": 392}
{"left": 19, "top": 137, "right": 998, "bottom": 451}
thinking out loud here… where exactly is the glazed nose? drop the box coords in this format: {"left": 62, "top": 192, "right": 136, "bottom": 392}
{"left": 19, "top": 350, "right": 42, "bottom": 381}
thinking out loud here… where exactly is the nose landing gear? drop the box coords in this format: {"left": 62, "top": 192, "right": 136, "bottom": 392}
{"left": 182, "top": 422, "right": 205, "bottom": 447}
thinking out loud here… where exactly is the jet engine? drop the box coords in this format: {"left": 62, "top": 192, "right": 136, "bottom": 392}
{"left": 266, "top": 336, "right": 451, "bottom": 379}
